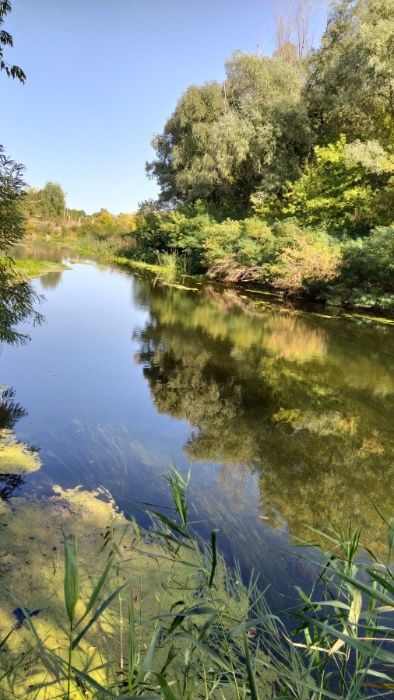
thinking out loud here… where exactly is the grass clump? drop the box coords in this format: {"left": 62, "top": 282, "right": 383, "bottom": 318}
{"left": 1, "top": 257, "right": 70, "bottom": 280}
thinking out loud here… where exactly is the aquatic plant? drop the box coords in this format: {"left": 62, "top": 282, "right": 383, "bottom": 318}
{"left": 0, "top": 471, "right": 392, "bottom": 698}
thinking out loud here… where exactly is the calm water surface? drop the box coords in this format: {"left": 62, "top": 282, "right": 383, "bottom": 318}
{"left": 1, "top": 261, "right": 394, "bottom": 603}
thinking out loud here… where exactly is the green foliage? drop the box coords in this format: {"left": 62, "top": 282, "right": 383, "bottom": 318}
{"left": 147, "top": 52, "right": 310, "bottom": 217}
{"left": 0, "top": 147, "right": 42, "bottom": 344}
{"left": 0, "top": 470, "right": 393, "bottom": 697}
{"left": 305, "top": 0, "right": 394, "bottom": 147}
{"left": 20, "top": 0, "right": 394, "bottom": 314}
{"left": 0, "top": 1, "right": 25, "bottom": 82}
{"left": 335, "top": 224, "right": 394, "bottom": 309}
{"left": 276, "top": 136, "right": 394, "bottom": 237}
{"left": 139, "top": 1, "right": 394, "bottom": 313}
{"left": 23, "top": 181, "right": 66, "bottom": 219}
{"left": 269, "top": 221, "right": 341, "bottom": 296}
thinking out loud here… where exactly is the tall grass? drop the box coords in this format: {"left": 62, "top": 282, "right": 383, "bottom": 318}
{"left": 0, "top": 471, "right": 393, "bottom": 698}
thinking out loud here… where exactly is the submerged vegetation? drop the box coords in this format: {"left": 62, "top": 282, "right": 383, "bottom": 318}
{"left": 0, "top": 469, "right": 393, "bottom": 698}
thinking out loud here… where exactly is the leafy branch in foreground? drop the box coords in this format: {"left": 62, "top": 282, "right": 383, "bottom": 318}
{"left": 0, "top": 1, "right": 26, "bottom": 83}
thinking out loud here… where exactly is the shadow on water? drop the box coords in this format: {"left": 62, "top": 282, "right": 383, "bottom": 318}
{"left": 0, "top": 387, "right": 42, "bottom": 502}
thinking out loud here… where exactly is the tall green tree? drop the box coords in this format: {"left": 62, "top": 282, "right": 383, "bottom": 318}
{"left": 39, "top": 181, "right": 66, "bottom": 219}
{"left": 147, "top": 52, "right": 311, "bottom": 217}
{"left": 305, "top": 0, "right": 394, "bottom": 146}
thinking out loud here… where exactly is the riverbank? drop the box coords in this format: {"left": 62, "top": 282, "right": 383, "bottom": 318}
{"left": 7, "top": 257, "right": 70, "bottom": 280}
{"left": 19, "top": 227, "right": 394, "bottom": 325}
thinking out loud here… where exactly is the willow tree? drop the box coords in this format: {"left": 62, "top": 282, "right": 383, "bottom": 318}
{"left": 147, "top": 52, "right": 311, "bottom": 217}
{"left": 305, "top": 0, "right": 394, "bottom": 147}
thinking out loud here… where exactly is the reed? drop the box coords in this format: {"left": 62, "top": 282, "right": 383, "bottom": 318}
{"left": 0, "top": 471, "right": 392, "bottom": 698}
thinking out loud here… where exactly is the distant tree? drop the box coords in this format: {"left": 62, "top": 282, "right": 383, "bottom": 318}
{"left": 39, "top": 182, "right": 66, "bottom": 219}
{"left": 0, "top": 0, "right": 25, "bottom": 82}
{"left": 273, "top": 0, "right": 313, "bottom": 61}
{"left": 22, "top": 187, "right": 41, "bottom": 217}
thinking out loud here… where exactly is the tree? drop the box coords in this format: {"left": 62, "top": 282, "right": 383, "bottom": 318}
{"left": 0, "top": 147, "right": 42, "bottom": 344}
{"left": 0, "top": 0, "right": 25, "bottom": 82}
{"left": 22, "top": 182, "right": 67, "bottom": 219}
{"left": 147, "top": 53, "right": 311, "bottom": 217}
{"left": 39, "top": 181, "right": 66, "bottom": 219}
{"left": 274, "top": 0, "right": 313, "bottom": 61}
{"left": 305, "top": 0, "right": 394, "bottom": 147}
{"left": 279, "top": 136, "right": 394, "bottom": 236}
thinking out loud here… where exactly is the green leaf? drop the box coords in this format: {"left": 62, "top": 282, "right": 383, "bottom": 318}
{"left": 172, "top": 633, "right": 233, "bottom": 673}
{"left": 150, "top": 510, "right": 191, "bottom": 539}
{"left": 244, "top": 634, "right": 260, "bottom": 700}
{"left": 388, "top": 517, "right": 394, "bottom": 557}
{"left": 137, "top": 627, "right": 161, "bottom": 680}
{"left": 301, "top": 614, "right": 394, "bottom": 665}
{"left": 63, "top": 535, "right": 79, "bottom": 624}
{"left": 72, "top": 666, "right": 160, "bottom": 698}
{"left": 77, "top": 555, "right": 114, "bottom": 625}
{"left": 155, "top": 673, "right": 179, "bottom": 700}
{"left": 72, "top": 582, "right": 129, "bottom": 649}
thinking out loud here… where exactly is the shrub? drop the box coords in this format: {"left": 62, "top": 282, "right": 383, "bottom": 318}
{"left": 334, "top": 224, "right": 394, "bottom": 310}
{"left": 270, "top": 222, "right": 341, "bottom": 296}
{"left": 277, "top": 136, "right": 394, "bottom": 237}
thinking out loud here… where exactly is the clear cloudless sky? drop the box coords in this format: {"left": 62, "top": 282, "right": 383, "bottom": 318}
{"left": 1, "top": 0, "right": 327, "bottom": 213}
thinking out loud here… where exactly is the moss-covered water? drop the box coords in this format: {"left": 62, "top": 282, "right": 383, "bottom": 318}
{"left": 1, "top": 260, "right": 393, "bottom": 601}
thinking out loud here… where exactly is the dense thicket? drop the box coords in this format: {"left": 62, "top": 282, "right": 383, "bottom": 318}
{"left": 140, "top": 0, "right": 394, "bottom": 313}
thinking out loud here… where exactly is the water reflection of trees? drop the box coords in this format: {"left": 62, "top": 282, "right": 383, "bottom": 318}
{"left": 0, "top": 388, "right": 41, "bottom": 502}
{"left": 39, "top": 270, "right": 63, "bottom": 290}
{"left": 134, "top": 280, "right": 394, "bottom": 551}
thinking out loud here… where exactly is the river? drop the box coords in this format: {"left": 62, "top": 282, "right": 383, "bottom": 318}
{"left": 1, "top": 259, "right": 393, "bottom": 606}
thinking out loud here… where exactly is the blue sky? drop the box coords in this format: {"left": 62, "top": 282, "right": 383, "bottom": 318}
{"left": 2, "top": 1, "right": 327, "bottom": 213}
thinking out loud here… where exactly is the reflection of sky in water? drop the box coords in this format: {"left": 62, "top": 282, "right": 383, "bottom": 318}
{"left": 1, "top": 262, "right": 393, "bottom": 604}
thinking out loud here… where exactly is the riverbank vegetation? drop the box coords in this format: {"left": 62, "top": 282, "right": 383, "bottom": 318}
{"left": 135, "top": 0, "right": 394, "bottom": 314}
{"left": 1, "top": 1, "right": 393, "bottom": 695}
{"left": 0, "top": 146, "right": 44, "bottom": 344}
{"left": 23, "top": 0, "right": 394, "bottom": 315}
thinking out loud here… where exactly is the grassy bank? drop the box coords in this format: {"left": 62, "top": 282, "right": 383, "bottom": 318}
{"left": 1, "top": 256, "right": 69, "bottom": 282}
{"left": 20, "top": 225, "right": 394, "bottom": 324}
{"left": 0, "top": 468, "right": 393, "bottom": 698}
{"left": 11, "top": 258, "right": 70, "bottom": 279}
